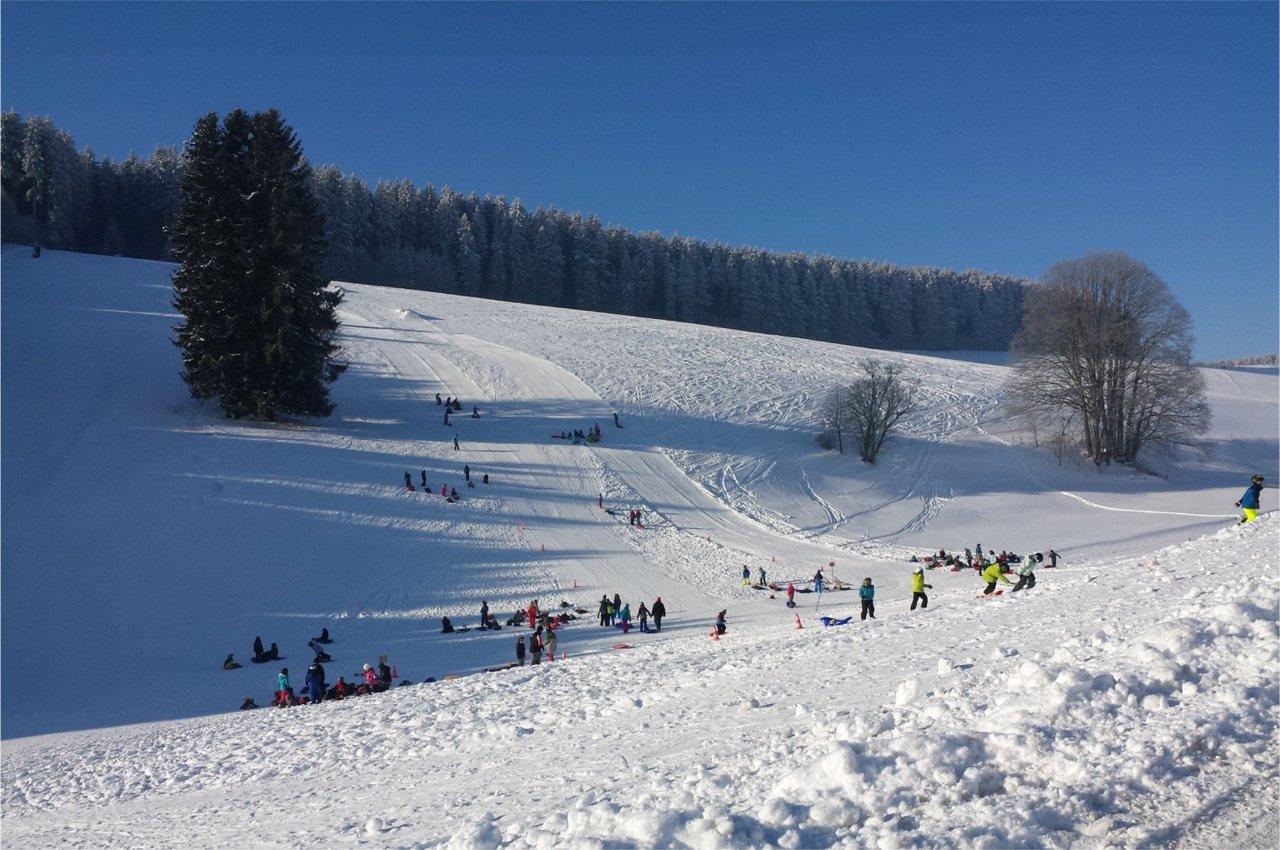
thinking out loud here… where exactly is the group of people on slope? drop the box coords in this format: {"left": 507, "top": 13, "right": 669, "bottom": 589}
{"left": 256, "top": 658, "right": 403, "bottom": 709}
{"left": 598, "top": 593, "right": 666, "bottom": 634}
{"left": 405, "top": 465, "right": 488, "bottom": 502}
{"left": 914, "top": 544, "right": 1059, "bottom": 573}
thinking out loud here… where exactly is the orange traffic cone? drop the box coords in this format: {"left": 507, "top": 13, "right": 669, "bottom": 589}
{"left": 561, "top": 651, "right": 567, "bottom": 661}
{"left": 794, "top": 614, "right": 804, "bottom": 630}
{"left": 710, "top": 628, "right": 719, "bottom": 641}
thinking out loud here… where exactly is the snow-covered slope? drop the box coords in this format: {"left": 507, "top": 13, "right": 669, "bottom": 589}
{"left": 2, "top": 248, "right": 1275, "bottom": 745}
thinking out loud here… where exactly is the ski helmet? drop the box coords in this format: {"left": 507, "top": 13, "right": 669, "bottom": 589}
{"left": 363, "top": 663, "right": 373, "bottom": 671}
{"left": 1252, "top": 474, "right": 1265, "bottom": 483}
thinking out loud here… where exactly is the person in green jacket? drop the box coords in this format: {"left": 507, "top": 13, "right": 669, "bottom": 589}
{"left": 981, "top": 562, "right": 1012, "bottom": 595}
{"left": 1011, "top": 553, "right": 1043, "bottom": 592}
{"left": 910, "top": 567, "right": 932, "bottom": 610}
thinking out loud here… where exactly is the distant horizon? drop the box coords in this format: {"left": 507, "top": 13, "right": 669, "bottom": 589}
{"left": 3, "top": 2, "right": 1275, "bottom": 359}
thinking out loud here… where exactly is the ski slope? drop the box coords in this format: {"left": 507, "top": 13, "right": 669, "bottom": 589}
{"left": 1, "top": 248, "right": 1277, "bottom": 848}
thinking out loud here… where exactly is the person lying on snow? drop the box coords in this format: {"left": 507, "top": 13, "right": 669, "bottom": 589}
{"left": 224, "top": 654, "right": 241, "bottom": 670}
{"left": 239, "top": 697, "right": 258, "bottom": 710}
{"left": 820, "top": 616, "right": 853, "bottom": 627}
{"left": 312, "top": 627, "right": 332, "bottom": 644}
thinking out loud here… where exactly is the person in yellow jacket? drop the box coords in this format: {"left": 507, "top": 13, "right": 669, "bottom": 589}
{"left": 981, "top": 561, "right": 1012, "bottom": 595}
{"left": 910, "top": 566, "right": 932, "bottom": 610}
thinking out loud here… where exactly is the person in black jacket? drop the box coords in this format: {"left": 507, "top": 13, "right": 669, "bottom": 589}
{"left": 378, "top": 661, "right": 392, "bottom": 686}
{"left": 652, "top": 597, "right": 666, "bottom": 631}
{"left": 598, "top": 596, "right": 610, "bottom": 626}
{"left": 253, "top": 636, "right": 264, "bottom": 657}
{"left": 515, "top": 635, "right": 526, "bottom": 666}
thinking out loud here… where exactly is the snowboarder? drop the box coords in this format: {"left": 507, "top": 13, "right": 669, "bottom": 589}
{"left": 786, "top": 582, "right": 796, "bottom": 608}
{"left": 306, "top": 661, "right": 326, "bottom": 703}
{"left": 981, "top": 561, "right": 1012, "bottom": 595}
{"left": 516, "top": 635, "right": 526, "bottom": 666}
{"left": 910, "top": 567, "right": 931, "bottom": 610}
{"left": 464, "top": 464, "right": 471, "bottom": 482}
{"left": 1012, "top": 553, "right": 1042, "bottom": 592}
{"left": 859, "top": 578, "right": 876, "bottom": 620}
{"left": 453, "top": 398, "right": 462, "bottom": 412}
{"left": 223, "top": 654, "right": 241, "bottom": 670}
{"left": 362, "top": 663, "right": 379, "bottom": 690}
{"left": 452, "top": 435, "right": 460, "bottom": 451}
{"left": 613, "top": 412, "right": 622, "bottom": 428}
{"left": 436, "top": 393, "right": 442, "bottom": 406}
{"left": 741, "top": 565, "right": 751, "bottom": 586}
{"left": 715, "top": 609, "right": 728, "bottom": 635}
{"left": 312, "top": 626, "right": 332, "bottom": 643}
{"left": 1236, "top": 474, "right": 1265, "bottom": 523}
{"left": 652, "top": 597, "right": 665, "bottom": 631}
{"left": 637, "top": 602, "right": 650, "bottom": 632}
{"left": 445, "top": 396, "right": 452, "bottom": 407}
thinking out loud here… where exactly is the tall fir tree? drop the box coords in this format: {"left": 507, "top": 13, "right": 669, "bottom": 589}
{"left": 172, "top": 109, "right": 340, "bottom": 419}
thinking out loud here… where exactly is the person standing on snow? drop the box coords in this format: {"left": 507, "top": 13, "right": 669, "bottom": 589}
{"left": 544, "top": 625, "right": 558, "bottom": 661}
{"left": 306, "top": 661, "right": 326, "bottom": 703}
{"left": 741, "top": 565, "right": 751, "bottom": 586}
{"left": 618, "top": 602, "right": 632, "bottom": 632}
{"left": 530, "top": 629, "right": 543, "bottom": 665}
{"left": 516, "top": 635, "right": 526, "bottom": 666}
{"left": 652, "top": 597, "right": 666, "bottom": 631}
{"left": 1047, "top": 549, "right": 1059, "bottom": 568}
{"left": 464, "top": 464, "right": 471, "bottom": 483}
{"left": 453, "top": 435, "right": 460, "bottom": 451}
{"left": 277, "top": 668, "right": 292, "bottom": 702}
{"left": 480, "top": 600, "right": 489, "bottom": 626}
{"left": 526, "top": 600, "right": 539, "bottom": 629}
{"left": 637, "top": 602, "right": 650, "bottom": 632}
{"left": 1012, "top": 553, "right": 1042, "bottom": 592}
{"left": 598, "top": 596, "right": 610, "bottom": 627}
{"left": 786, "top": 582, "right": 796, "bottom": 608}
{"left": 715, "top": 609, "right": 728, "bottom": 635}
{"left": 859, "top": 578, "right": 876, "bottom": 620}
{"left": 1236, "top": 474, "right": 1265, "bottom": 523}
{"left": 981, "top": 561, "right": 1012, "bottom": 595}
{"left": 813, "top": 570, "right": 824, "bottom": 594}
{"left": 436, "top": 393, "right": 442, "bottom": 406}
{"left": 758, "top": 566, "right": 767, "bottom": 586}
{"left": 910, "top": 567, "right": 932, "bottom": 610}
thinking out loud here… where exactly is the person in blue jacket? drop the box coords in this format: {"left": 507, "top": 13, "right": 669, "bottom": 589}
{"left": 306, "top": 661, "right": 326, "bottom": 704}
{"left": 1236, "top": 474, "right": 1264, "bottom": 523}
{"left": 859, "top": 577, "right": 876, "bottom": 620}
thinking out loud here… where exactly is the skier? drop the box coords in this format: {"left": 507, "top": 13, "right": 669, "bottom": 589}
{"left": 652, "top": 596, "right": 666, "bottom": 631}
{"left": 436, "top": 393, "right": 442, "bottom": 406}
{"left": 813, "top": 569, "right": 824, "bottom": 595}
{"left": 741, "top": 565, "right": 751, "bottom": 586}
{"left": 1012, "top": 553, "right": 1043, "bottom": 592}
{"left": 637, "top": 602, "right": 650, "bottom": 632}
{"left": 910, "top": 566, "right": 932, "bottom": 610}
{"left": 516, "top": 635, "right": 526, "bottom": 666}
{"left": 464, "top": 464, "right": 471, "bottom": 483}
{"left": 453, "top": 435, "right": 460, "bottom": 451}
{"left": 223, "top": 654, "right": 241, "bottom": 670}
{"left": 1047, "top": 549, "right": 1059, "bottom": 568}
{"left": 981, "top": 561, "right": 1012, "bottom": 595}
{"left": 715, "top": 609, "right": 728, "bottom": 635}
{"left": 306, "top": 661, "right": 326, "bottom": 703}
{"left": 420, "top": 470, "right": 427, "bottom": 489}
{"left": 859, "top": 578, "right": 876, "bottom": 620}
{"left": 480, "top": 600, "right": 489, "bottom": 625}
{"left": 598, "top": 596, "right": 610, "bottom": 626}
{"left": 1236, "top": 474, "right": 1265, "bottom": 523}
{"left": 786, "top": 582, "right": 796, "bottom": 608}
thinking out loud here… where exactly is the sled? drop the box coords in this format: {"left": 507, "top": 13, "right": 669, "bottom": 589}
{"left": 444, "top": 674, "right": 461, "bottom": 680}
{"left": 611, "top": 643, "right": 631, "bottom": 650}
{"left": 978, "top": 590, "right": 1004, "bottom": 599}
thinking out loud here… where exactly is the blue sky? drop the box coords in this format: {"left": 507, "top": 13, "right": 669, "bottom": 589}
{"left": 3, "top": 1, "right": 1275, "bottom": 358}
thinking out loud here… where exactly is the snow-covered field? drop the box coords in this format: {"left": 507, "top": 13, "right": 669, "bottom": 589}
{"left": 2, "top": 248, "right": 1277, "bottom": 848}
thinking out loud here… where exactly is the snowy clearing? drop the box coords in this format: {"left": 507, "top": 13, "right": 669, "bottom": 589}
{"left": 2, "top": 248, "right": 1277, "bottom": 848}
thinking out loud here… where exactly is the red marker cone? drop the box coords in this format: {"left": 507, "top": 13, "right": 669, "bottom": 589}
{"left": 710, "top": 628, "right": 719, "bottom": 641}
{"left": 794, "top": 614, "right": 804, "bottom": 630}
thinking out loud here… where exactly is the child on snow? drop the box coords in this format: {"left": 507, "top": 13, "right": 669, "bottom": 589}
{"left": 1011, "top": 553, "right": 1043, "bottom": 592}
{"left": 859, "top": 578, "right": 876, "bottom": 620}
{"left": 910, "top": 567, "right": 931, "bottom": 610}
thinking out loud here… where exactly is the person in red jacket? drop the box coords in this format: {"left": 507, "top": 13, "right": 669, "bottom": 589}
{"left": 526, "top": 600, "right": 539, "bottom": 629}
{"left": 786, "top": 582, "right": 796, "bottom": 608}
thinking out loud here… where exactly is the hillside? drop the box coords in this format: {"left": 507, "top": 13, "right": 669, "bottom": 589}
{"left": 2, "top": 247, "right": 1275, "bottom": 743}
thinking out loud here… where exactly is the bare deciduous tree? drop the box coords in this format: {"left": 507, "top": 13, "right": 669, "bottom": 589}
{"left": 819, "top": 360, "right": 919, "bottom": 463}
{"left": 1006, "top": 252, "right": 1209, "bottom": 466}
